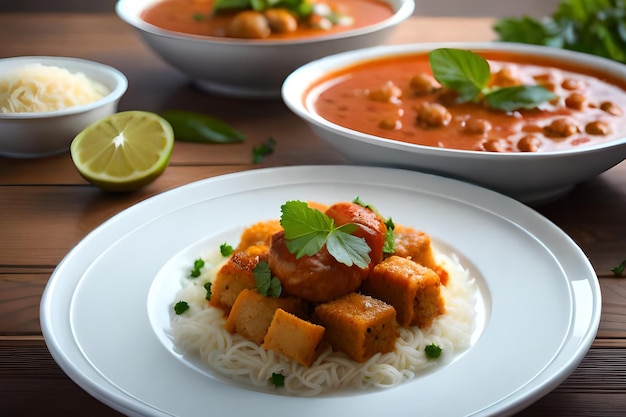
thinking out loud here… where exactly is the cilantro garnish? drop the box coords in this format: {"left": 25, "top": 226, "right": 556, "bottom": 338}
{"left": 429, "top": 48, "right": 556, "bottom": 111}
{"left": 270, "top": 372, "right": 285, "bottom": 387}
{"left": 352, "top": 197, "right": 396, "bottom": 255}
{"left": 174, "top": 300, "right": 190, "bottom": 315}
{"left": 424, "top": 343, "right": 442, "bottom": 359}
{"left": 252, "top": 136, "right": 276, "bottom": 164}
{"left": 612, "top": 259, "right": 626, "bottom": 277}
{"left": 254, "top": 261, "right": 282, "bottom": 297}
{"left": 220, "top": 242, "right": 234, "bottom": 257}
{"left": 280, "top": 200, "right": 371, "bottom": 268}
{"left": 213, "top": 0, "right": 314, "bottom": 18}
{"left": 204, "top": 281, "right": 212, "bottom": 301}
{"left": 189, "top": 258, "right": 205, "bottom": 278}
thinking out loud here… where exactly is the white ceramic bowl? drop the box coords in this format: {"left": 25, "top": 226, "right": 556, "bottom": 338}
{"left": 0, "top": 56, "right": 127, "bottom": 159}
{"left": 115, "top": 0, "right": 414, "bottom": 98}
{"left": 282, "top": 42, "right": 626, "bottom": 204}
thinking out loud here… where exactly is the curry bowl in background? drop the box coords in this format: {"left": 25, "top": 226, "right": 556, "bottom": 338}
{"left": 282, "top": 42, "right": 626, "bottom": 204}
{"left": 115, "top": 0, "right": 414, "bottom": 98}
{"left": 0, "top": 56, "right": 127, "bottom": 159}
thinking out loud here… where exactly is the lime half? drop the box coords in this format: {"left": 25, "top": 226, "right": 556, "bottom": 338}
{"left": 71, "top": 111, "right": 174, "bottom": 192}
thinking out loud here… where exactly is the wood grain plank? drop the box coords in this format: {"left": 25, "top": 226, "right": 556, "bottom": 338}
{"left": 1, "top": 340, "right": 624, "bottom": 416}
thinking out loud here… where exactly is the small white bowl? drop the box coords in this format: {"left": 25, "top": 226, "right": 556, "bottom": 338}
{"left": 282, "top": 42, "right": 626, "bottom": 204}
{"left": 115, "top": 0, "right": 414, "bottom": 98}
{"left": 0, "top": 56, "right": 127, "bottom": 159}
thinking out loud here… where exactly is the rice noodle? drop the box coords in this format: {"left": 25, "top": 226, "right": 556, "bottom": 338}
{"left": 170, "top": 251, "right": 477, "bottom": 396}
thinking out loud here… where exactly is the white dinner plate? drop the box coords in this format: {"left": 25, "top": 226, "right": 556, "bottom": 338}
{"left": 41, "top": 165, "right": 601, "bottom": 417}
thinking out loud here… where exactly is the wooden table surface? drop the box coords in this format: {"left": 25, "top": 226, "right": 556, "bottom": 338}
{"left": 1, "top": 12, "right": 625, "bottom": 417}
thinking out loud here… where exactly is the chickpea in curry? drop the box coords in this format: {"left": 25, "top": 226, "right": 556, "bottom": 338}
{"left": 141, "top": 0, "right": 394, "bottom": 40}
{"left": 310, "top": 51, "right": 626, "bottom": 152}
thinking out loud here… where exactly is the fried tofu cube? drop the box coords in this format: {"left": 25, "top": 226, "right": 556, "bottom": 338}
{"left": 209, "top": 244, "right": 269, "bottom": 313}
{"left": 393, "top": 225, "right": 448, "bottom": 285}
{"left": 225, "top": 289, "right": 309, "bottom": 345}
{"left": 263, "top": 308, "right": 325, "bottom": 367}
{"left": 235, "top": 220, "right": 283, "bottom": 252}
{"left": 313, "top": 293, "right": 398, "bottom": 362}
{"left": 362, "top": 255, "right": 444, "bottom": 328}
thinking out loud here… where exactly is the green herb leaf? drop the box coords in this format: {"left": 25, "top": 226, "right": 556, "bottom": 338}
{"left": 326, "top": 225, "right": 371, "bottom": 268}
{"left": 280, "top": 200, "right": 371, "bottom": 268}
{"left": 429, "top": 48, "right": 491, "bottom": 102}
{"left": 484, "top": 85, "right": 557, "bottom": 111}
{"left": 424, "top": 343, "right": 442, "bottom": 359}
{"left": 204, "top": 282, "right": 212, "bottom": 300}
{"left": 494, "top": 0, "right": 626, "bottom": 64}
{"left": 174, "top": 300, "right": 190, "bottom": 315}
{"left": 254, "top": 261, "right": 282, "bottom": 297}
{"left": 612, "top": 259, "right": 626, "bottom": 276}
{"left": 429, "top": 48, "right": 556, "bottom": 110}
{"left": 220, "top": 242, "right": 234, "bottom": 257}
{"left": 383, "top": 218, "right": 396, "bottom": 255}
{"left": 252, "top": 136, "right": 276, "bottom": 164}
{"left": 352, "top": 197, "right": 395, "bottom": 255}
{"left": 213, "top": 0, "right": 314, "bottom": 17}
{"left": 160, "top": 110, "right": 245, "bottom": 144}
{"left": 190, "top": 258, "right": 205, "bottom": 278}
{"left": 270, "top": 372, "right": 285, "bottom": 387}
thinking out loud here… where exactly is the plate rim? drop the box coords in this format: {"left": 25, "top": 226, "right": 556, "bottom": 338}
{"left": 40, "top": 165, "right": 602, "bottom": 417}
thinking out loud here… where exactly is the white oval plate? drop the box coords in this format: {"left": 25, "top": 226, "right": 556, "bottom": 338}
{"left": 41, "top": 165, "right": 601, "bottom": 417}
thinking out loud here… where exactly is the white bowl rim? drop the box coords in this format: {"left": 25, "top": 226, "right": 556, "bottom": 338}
{"left": 115, "top": 0, "right": 415, "bottom": 46}
{"left": 282, "top": 41, "right": 626, "bottom": 159}
{"left": 0, "top": 56, "right": 128, "bottom": 120}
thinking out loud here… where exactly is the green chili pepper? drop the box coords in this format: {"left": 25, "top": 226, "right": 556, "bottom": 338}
{"left": 159, "top": 109, "right": 245, "bottom": 144}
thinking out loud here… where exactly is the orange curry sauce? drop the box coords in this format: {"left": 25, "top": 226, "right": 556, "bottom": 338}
{"left": 307, "top": 51, "right": 626, "bottom": 152}
{"left": 140, "top": 0, "right": 394, "bottom": 40}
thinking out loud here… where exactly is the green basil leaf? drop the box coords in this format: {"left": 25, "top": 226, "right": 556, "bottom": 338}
{"left": 213, "top": 0, "right": 252, "bottom": 12}
{"left": 160, "top": 110, "right": 245, "bottom": 144}
{"left": 484, "top": 85, "right": 556, "bottom": 111}
{"left": 429, "top": 48, "right": 491, "bottom": 102}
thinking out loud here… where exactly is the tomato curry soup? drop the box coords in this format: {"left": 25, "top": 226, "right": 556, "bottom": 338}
{"left": 141, "top": 0, "right": 394, "bottom": 40}
{"left": 307, "top": 51, "right": 626, "bottom": 152}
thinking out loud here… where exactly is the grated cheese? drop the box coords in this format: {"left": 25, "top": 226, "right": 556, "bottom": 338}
{"left": 0, "top": 63, "right": 110, "bottom": 113}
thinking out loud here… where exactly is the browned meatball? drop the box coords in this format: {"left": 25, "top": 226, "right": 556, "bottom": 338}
{"left": 269, "top": 231, "right": 367, "bottom": 303}
{"left": 324, "top": 201, "right": 388, "bottom": 268}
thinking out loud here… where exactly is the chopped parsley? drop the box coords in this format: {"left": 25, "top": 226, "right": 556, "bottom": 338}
{"left": 280, "top": 200, "right": 371, "bottom": 268}
{"left": 252, "top": 136, "right": 276, "bottom": 164}
{"left": 174, "top": 300, "right": 190, "bottom": 315}
{"left": 424, "top": 343, "right": 442, "bottom": 359}
{"left": 352, "top": 196, "right": 396, "bottom": 255}
{"left": 204, "top": 281, "right": 213, "bottom": 301}
{"left": 612, "top": 259, "right": 626, "bottom": 277}
{"left": 254, "top": 261, "right": 282, "bottom": 297}
{"left": 220, "top": 242, "right": 234, "bottom": 257}
{"left": 270, "top": 372, "right": 285, "bottom": 387}
{"left": 189, "top": 258, "right": 205, "bottom": 278}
